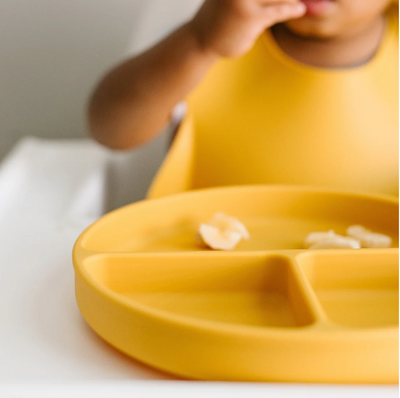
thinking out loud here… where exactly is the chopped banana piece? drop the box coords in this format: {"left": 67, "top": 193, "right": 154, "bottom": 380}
{"left": 197, "top": 213, "right": 250, "bottom": 250}
{"left": 346, "top": 225, "right": 392, "bottom": 248}
{"left": 309, "top": 236, "right": 361, "bottom": 250}
{"left": 304, "top": 230, "right": 337, "bottom": 249}
{"left": 198, "top": 224, "right": 243, "bottom": 251}
{"left": 208, "top": 212, "right": 250, "bottom": 240}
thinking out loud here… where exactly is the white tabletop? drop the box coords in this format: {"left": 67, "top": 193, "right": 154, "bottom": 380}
{"left": 0, "top": 138, "right": 397, "bottom": 397}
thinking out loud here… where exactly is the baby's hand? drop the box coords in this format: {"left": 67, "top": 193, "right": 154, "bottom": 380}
{"left": 190, "top": 0, "right": 306, "bottom": 57}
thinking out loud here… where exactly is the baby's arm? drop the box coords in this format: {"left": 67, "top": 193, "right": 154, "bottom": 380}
{"left": 88, "top": 0, "right": 305, "bottom": 150}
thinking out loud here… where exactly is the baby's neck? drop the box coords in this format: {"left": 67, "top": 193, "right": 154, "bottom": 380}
{"left": 272, "top": 16, "right": 386, "bottom": 69}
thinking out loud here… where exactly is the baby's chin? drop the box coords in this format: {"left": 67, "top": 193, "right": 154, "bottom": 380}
{"left": 283, "top": 18, "right": 342, "bottom": 40}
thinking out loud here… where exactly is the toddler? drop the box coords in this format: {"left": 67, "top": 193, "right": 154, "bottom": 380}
{"left": 88, "top": 0, "right": 398, "bottom": 198}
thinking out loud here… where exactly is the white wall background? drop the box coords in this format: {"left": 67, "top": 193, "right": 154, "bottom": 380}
{"left": 0, "top": 0, "right": 201, "bottom": 160}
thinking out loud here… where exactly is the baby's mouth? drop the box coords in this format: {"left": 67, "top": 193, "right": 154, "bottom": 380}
{"left": 300, "top": 0, "right": 336, "bottom": 17}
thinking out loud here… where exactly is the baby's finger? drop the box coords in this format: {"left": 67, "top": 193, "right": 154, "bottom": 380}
{"left": 262, "top": 2, "right": 306, "bottom": 25}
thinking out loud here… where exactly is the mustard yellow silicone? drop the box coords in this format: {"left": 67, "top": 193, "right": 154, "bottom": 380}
{"left": 148, "top": 6, "right": 398, "bottom": 200}
{"left": 73, "top": 185, "right": 399, "bottom": 383}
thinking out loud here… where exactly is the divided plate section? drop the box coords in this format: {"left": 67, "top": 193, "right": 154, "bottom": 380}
{"left": 82, "top": 253, "right": 318, "bottom": 329}
{"left": 79, "top": 187, "right": 398, "bottom": 253}
{"left": 296, "top": 250, "right": 399, "bottom": 329}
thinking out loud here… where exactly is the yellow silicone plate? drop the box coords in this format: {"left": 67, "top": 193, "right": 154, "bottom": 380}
{"left": 73, "top": 185, "right": 399, "bottom": 383}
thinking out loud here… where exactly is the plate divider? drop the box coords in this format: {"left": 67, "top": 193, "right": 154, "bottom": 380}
{"left": 284, "top": 251, "right": 331, "bottom": 327}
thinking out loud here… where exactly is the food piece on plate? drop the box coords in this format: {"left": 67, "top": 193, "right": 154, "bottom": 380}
{"left": 198, "top": 224, "right": 243, "bottom": 250}
{"left": 346, "top": 225, "right": 392, "bottom": 248}
{"left": 309, "top": 235, "right": 361, "bottom": 250}
{"left": 208, "top": 212, "right": 250, "bottom": 240}
{"left": 197, "top": 213, "right": 250, "bottom": 250}
{"left": 304, "top": 230, "right": 337, "bottom": 249}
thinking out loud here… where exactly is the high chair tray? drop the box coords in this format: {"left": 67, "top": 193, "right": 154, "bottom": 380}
{"left": 73, "top": 185, "right": 399, "bottom": 383}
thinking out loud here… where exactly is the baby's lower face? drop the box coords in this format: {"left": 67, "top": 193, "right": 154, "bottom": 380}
{"left": 285, "top": 0, "right": 388, "bottom": 42}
